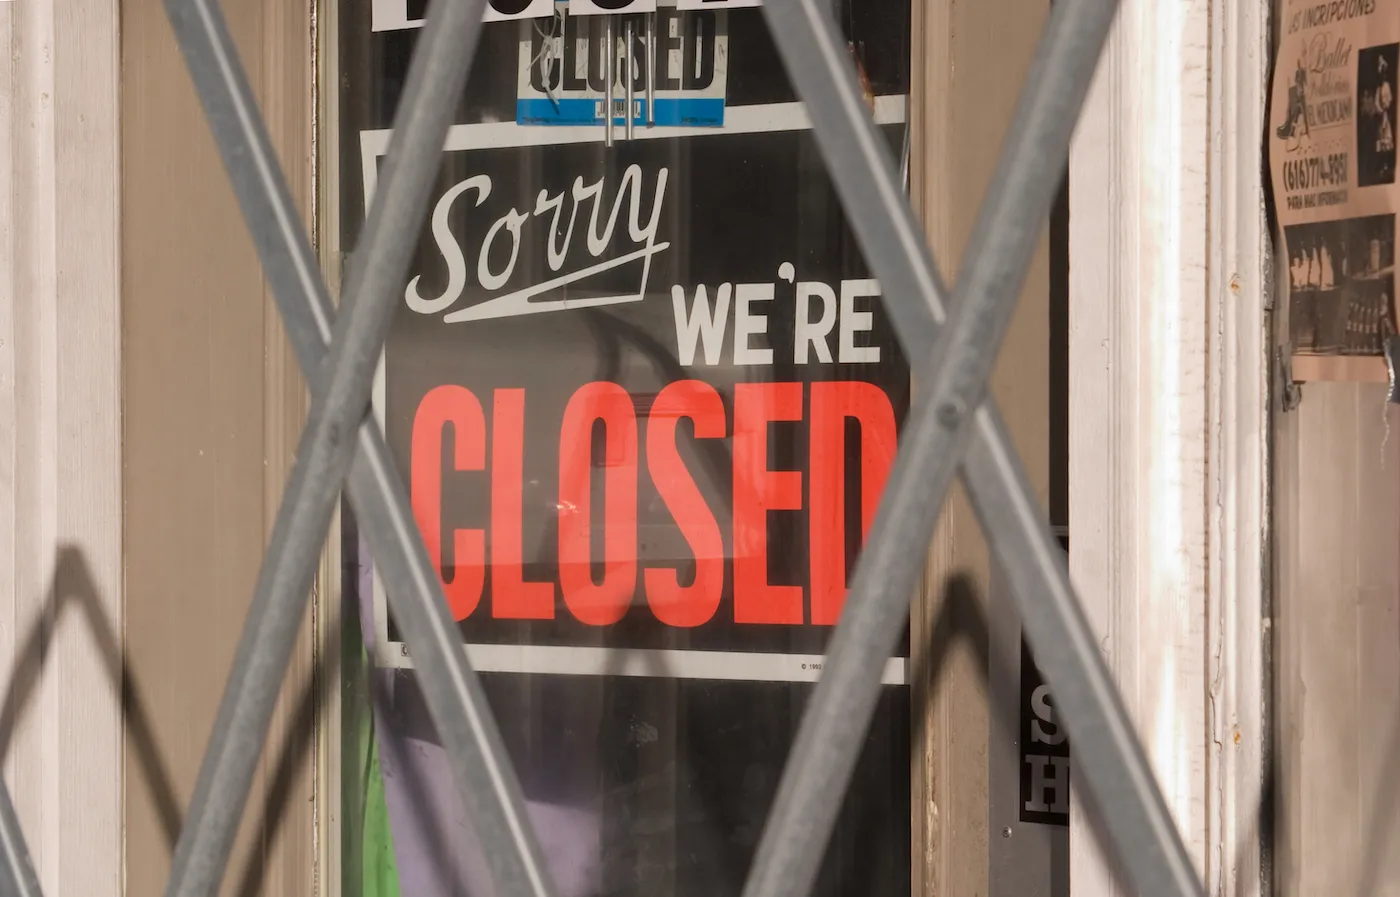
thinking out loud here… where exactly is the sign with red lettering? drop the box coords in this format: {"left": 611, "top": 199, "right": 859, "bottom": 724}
{"left": 360, "top": 97, "right": 912, "bottom": 683}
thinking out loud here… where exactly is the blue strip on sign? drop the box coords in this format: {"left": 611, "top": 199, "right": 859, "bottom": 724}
{"left": 516, "top": 97, "right": 726, "bottom": 128}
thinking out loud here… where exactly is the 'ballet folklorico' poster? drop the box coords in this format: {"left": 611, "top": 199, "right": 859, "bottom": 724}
{"left": 1272, "top": 0, "right": 1400, "bottom": 380}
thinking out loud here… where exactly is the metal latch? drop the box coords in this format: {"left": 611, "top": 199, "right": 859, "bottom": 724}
{"left": 1385, "top": 335, "right": 1400, "bottom": 405}
{"left": 1275, "top": 346, "right": 1302, "bottom": 412}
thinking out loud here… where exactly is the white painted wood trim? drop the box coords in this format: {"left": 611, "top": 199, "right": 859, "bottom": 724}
{"left": 1068, "top": 0, "right": 1268, "bottom": 892}
{"left": 0, "top": 1, "right": 123, "bottom": 895}
{"left": 1204, "top": 0, "right": 1270, "bottom": 891}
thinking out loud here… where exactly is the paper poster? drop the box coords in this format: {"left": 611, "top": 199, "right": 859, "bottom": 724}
{"left": 1271, "top": 0, "right": 1400, "bottom": 381}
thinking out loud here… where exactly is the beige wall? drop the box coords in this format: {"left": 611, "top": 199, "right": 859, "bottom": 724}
{"left": 122, "top": 0, "right": 319, "bottom": 893}
{"left": 1274, "top": 383, "right": 1400, "bottom": 896}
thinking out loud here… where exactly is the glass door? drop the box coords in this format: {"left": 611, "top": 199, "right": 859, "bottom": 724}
{"left": 336, "top": 1, "right": 912, "bottom": 894}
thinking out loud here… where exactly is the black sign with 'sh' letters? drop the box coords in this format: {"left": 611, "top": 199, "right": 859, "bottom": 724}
{"left": 1018, "top": 533, "right": 1071, "bottom": 827}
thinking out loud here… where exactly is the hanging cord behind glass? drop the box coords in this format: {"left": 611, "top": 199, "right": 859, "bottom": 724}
{"left": 530, "top": 10, "right": 564, "bottom": 112}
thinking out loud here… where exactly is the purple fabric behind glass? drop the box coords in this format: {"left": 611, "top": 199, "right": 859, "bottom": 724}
{"left": 357, "top": 537, "right": 602, "bottom": 896}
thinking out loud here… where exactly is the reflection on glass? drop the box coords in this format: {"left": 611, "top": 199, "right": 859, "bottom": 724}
{"left": 340, "top": 3, "right": 913, "bottom": 894}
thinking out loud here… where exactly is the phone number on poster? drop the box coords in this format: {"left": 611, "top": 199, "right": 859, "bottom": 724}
{"left": 1282, "top": 153, "right": 1349, "bottom": 191}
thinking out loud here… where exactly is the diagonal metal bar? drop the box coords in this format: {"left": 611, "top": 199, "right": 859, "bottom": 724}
{"left": 159, "top": 0, "right": 497, "bottom": 894}
{"left": 746, "top": 3, "right": 1205, "bottom": 897}
{"left": 162, "top": 2, "right": 558, "bottom": 897}
{"left": 0, "top": 780, "right": 41, "bottom": 897}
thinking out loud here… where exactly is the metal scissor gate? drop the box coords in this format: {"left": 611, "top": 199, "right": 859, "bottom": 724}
{"left": 0, "top": 0, "right": 1206, "bottom": 895}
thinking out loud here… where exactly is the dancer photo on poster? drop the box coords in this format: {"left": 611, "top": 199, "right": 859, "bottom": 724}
{"left": 1286, "top": 214, "right": 1396, "bottom": 356}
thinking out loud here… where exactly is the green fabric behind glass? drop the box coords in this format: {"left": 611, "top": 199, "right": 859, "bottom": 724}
{"left": 362, "top": 726, "right": 402, "bottom": 897}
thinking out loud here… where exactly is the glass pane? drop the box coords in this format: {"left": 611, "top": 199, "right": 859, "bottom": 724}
{"left": 338, "top": 2, "right": 912, "bottom": 894}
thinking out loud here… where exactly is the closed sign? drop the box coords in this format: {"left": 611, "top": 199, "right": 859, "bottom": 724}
{"left": 517, "top": 3, "right": 728, "bottom": 127}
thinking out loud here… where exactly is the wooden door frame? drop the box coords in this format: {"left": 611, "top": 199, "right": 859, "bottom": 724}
{"left": 1068, "top": 0, "right": 1270, "bottom": 893}
{"left": 315, "top": 0, "right": 346, "bottom": 891}
{"left": 908, "top": 0, "right": 1053, "bottom": 893}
